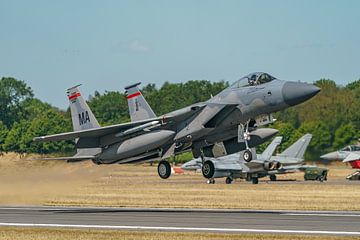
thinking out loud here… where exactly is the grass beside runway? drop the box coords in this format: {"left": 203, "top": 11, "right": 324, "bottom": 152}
{"left": 0, "top": 227, "right": 358, "bottom": 240}
{"left": 0, "top": 153, "right": 359, "bottom": 211}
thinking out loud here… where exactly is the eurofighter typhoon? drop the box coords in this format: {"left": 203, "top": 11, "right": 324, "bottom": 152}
{"left": 182, "top": 134, "right": 313, "bottom": 184}
{"left": 33, "top": 72, "right": 320, "bottom": 179}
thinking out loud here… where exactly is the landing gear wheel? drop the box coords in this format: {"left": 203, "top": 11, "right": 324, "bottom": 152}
{"left": 243, "top": 150, "right": 252, "bottom": 162}
{"left": 252, "top": 177, "right": 259, "bottom": 184}
{"left": 318, "top": 176, "right": 324, "bottom": 182}
{"left": 225, "top": 177, "right": 233, "bottom": 184}
{"left": 207, "top": 179, "right": 215, "bottom": 184}
{"left": 270, "top": 175, "right": 277, "bottom": 181}
{"left": 202, "top": 160, "right": 215, "bottom": 179}
{"left": 158, "top": 160, "right": 171, "bottom": 179}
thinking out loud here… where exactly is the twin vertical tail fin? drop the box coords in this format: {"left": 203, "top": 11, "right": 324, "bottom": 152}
{"left": 67, "top": 85, "right": 100, "bottom": 131}
{"left": 125, "top": 82, "right": 156, "bottom": 122}
{"left": 279, "top": 134, "right": 312, "bottom": 159}
{"left": 260, "top": 136, "right": 283, "bottom": 161}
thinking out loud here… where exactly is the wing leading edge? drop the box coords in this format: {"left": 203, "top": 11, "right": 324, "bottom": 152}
{"left": 33, "top": 117, "right": 163, "bottom": 142}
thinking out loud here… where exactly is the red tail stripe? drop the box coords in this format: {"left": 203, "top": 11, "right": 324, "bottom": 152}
{"left": 68, "top": 92, "right": 81, "bottom": 100}
{"left": 127, "top": 92, "right": 141, "bottom": 99}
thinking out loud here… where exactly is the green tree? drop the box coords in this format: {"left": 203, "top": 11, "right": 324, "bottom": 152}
{"left": 3, "top": 120, "right": 30, "bottom": 153}
{"left": 0, "top": 77, "right": 34, "bottom": 127}
{"left": 0, "top": 121, "right": 8, "bottom": 153}
{"left": 346, "top": 79, "right": 360, "bottom": 90}
{"left": 88, "top": 91, "right": 129, "bottom": 125}
{"left": 273, "top": 122, "right": 296, "bottom": 153}
{"left": 332, "top": 123, "right": 357, "bottom": 149}
{"left": 290, "top": 121, "right": 332, "bottom": 160}
{"left": 23, "top": 109, "right": 74, "bottom": 154}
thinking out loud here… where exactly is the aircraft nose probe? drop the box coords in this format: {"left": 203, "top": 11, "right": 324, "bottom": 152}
{"left": 282, "top": 82, "right": 320, "bottom": 106}
{"left": 320, "top": 152, "right": 340, "bottom": 161}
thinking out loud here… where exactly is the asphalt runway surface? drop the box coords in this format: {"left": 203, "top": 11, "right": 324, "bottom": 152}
{"left": 0, "top": 206, "right": 360, "bottom": 236}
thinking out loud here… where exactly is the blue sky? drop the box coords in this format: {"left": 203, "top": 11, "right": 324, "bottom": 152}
{"left": 1, "top": 0, "right": 359, "bottom": 109}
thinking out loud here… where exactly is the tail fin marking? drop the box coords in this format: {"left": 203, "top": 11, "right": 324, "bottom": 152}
{"left": 125, "top": 82, "right": 156, "bottom": 122}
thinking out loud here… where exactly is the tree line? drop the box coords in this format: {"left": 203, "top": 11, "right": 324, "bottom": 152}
{"left": 0, "top": 77, "right": 359, "bottom": 161}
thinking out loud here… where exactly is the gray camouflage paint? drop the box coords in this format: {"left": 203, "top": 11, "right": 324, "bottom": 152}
{"left": 182, "top": 134, "right": 313, "bottom": 181}
{"left": 34, "top": 73, "right": 320, "bottom": 165}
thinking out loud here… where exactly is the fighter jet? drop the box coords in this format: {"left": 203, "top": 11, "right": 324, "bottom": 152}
{"left": 33, "top": 72, "right": 320, "bottom": 179}
{"left": 320, "top": 145, "right": 360, "bottom": 162}
{"left": 182, "top": 134, "right": 313, "bottom": 184}
{"left": 321, "top": 145, "right": 360, "bottom": 180}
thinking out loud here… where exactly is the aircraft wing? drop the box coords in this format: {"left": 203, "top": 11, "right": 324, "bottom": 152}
{"left": 244, "top": 159, "right": 266, "bottom": 168}
{"left": 33, "top": 117, "right": 164, "bottom": 142}
{"left": 203, "top": 104, "right": 239, "bottom": 128}
{"left": 343, "top": 152, "right": 360, "bottom": 163}
{"left": 215, "top": 161, "right": 243, "bottom": 171}
{"left": 269, "top": 164, "right": 317, "bottom": 174}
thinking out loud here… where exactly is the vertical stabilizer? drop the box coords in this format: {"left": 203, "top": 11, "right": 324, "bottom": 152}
{"left": 66, "top": 85, "right": 100, "bottom": 131}
{"left": 279, "top": 134, "right": 312, "bottom": 159}
{"left": 125, "top": 82, "right": 156, "bottom": 122}
{"left": 260, "top": 136, "right": 283, "bottom": 161}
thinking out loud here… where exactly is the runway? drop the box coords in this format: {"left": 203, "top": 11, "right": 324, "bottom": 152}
{"left": 0, "top": 206, "right": 360, "bottom": 235}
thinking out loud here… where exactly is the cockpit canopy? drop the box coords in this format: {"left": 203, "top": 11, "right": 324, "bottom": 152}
{"left": 340, "top": 145, "right": 360, "bottom": 152}
{"left": 230, "top": 72, "right": 276, "bottom": 88}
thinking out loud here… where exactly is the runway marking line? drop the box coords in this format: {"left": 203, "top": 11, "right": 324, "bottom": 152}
{"left": 282, "top": 213, "right": 360, "bottom": 217}
{"left": 0, "top": 223, "right": 359, "bottom": 236}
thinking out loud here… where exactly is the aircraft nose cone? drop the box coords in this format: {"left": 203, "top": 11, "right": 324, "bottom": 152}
{"left": 282, "top": 82, "right": 320, "bottom": 106}
{"left": 320, "top": 152, "right": 339, "bottom": 161}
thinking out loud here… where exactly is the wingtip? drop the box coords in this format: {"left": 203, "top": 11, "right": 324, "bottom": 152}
{"left": 66, "top": 84, "right": 82, "bottom": 92}
{"left": 124, "top": 82, "right": 142, "bottom": 90}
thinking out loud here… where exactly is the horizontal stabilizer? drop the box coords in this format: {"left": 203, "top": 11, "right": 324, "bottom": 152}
{"left": 33, "top": 155, "right": 95, "bottom": 161}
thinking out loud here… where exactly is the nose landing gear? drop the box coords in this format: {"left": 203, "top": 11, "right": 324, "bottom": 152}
{"left": 238, "top": 121, "right": 253, "bottom": 162}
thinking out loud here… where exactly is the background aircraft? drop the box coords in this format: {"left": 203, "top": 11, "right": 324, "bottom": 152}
{"left": 321, "top": 145, "right": 360, "bottom": 180}
{"left": 182, "top": 134, "right": 314, "bottom": 184}
{"left": 34, "top": 72, "right": 319, "bottom": 179}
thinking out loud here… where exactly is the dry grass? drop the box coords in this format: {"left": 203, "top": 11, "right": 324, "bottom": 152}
{"left": 0, "top": 227, "right": 358, "bottom": 240}
{"left": 0, "top": 153, "right": 359, "bottom": 211}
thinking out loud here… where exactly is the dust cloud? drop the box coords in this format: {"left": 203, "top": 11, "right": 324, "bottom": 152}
{"left": 0, "top": 153, "right": 114, "bottom": 205}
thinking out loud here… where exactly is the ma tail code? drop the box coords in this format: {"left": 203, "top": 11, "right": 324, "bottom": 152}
{"left": 79, "top": 111, "right": 90, "bottom": 125}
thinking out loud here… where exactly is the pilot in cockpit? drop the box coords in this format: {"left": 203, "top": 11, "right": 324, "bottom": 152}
{"left": 248, "top": 74, "right": 257, "bottom": 86}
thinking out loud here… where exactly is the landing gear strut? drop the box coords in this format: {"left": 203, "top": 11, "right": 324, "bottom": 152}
{"left": 238, "top": 121, "right": 252, "bottom": 162}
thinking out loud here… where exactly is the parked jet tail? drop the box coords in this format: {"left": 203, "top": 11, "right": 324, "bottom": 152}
{"left": 278, "top": 134, "right": 312, "bottom": 159}
{"left": 243, "top": 137, "right": 282, "bottom": 169}
{"left": 260, "top": 136, "right": 283, "bottom": 161}
{"left": 125, "top": 82, "right": 156, "bottom": 122}
{"left": 67, "top": 85, "right": 100, "bottom": 131}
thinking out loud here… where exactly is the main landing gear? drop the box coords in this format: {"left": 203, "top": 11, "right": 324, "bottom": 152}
{"left": 207, "top": 178, "right": 215, "bottom": 184}
{"left": 225, "top": 176, "right": 233, "bottom": 184}
{"left": 157, "top": 160, "right": 171, "bottom": 179}
{"left": 270, "top": 175, "right": 277, "bottom": 181}
{"left": 251, "top": 177, "right": 259, "bottom": 184}
{"left": 238, "top": 121, "right": 252, "bottom": 162}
